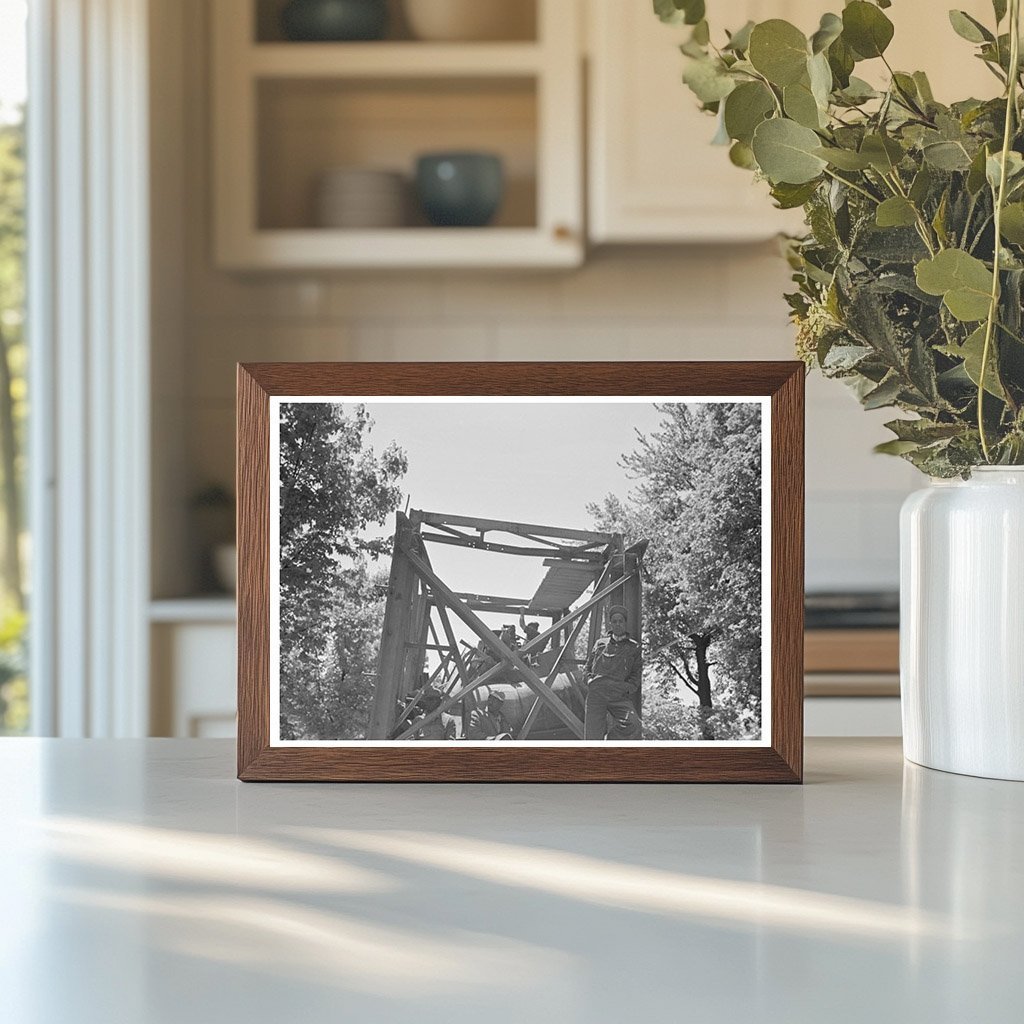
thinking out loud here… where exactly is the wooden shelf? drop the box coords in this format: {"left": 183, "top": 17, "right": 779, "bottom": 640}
{"left": 218, "top": 227, "right": 580, "bottom": 270}
{"left": 249, "top": 42, "right": 544, "bottom": 78}
{"left": 805, "top": 629, "right": 900, "bottom": 675}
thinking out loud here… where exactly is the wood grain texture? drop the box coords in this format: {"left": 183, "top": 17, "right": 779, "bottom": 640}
{"left": 805, "top": 629, "right": 899, "bottom": 674}
{"left": 236, "top": 361, "right": 805, "bottom": 783}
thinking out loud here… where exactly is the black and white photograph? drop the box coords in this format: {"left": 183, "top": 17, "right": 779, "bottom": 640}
{"left": 270, "top": 397, "right": 770, "bottom": 746}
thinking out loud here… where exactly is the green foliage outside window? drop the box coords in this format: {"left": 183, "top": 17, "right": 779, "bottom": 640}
{"left": 0, "top": 109, "right": 27, "bottom": 734}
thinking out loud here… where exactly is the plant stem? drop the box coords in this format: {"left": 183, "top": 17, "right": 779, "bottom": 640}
{"left": 979, "top": 0, "right": 1021, "bottom": 462}
{"left": 822, "top": 167, "right": 880, "bottom": 205}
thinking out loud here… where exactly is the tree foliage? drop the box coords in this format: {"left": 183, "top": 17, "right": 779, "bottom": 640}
{"left": 590, "top": 403, "right": 762, "bottom": 740}
{"left": 661, "top": 0, "right": 1024, "bottom": 475}
{"left": 0, "top": 110, "right": 27, "bottom": 733}
{"left": 278, "top": 404, "right": 407, "bottom": 740}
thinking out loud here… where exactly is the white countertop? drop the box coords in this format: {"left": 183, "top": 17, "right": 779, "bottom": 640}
{"left": 1, "top": 738, "right": 1020, "bottom": 1023}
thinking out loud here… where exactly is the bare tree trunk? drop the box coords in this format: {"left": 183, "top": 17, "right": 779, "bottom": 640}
{"left": 0, "top": 324, "right": 22, "bottom": 609}
{"left": 692, "top": 633, "right": 714, "bottom": 740}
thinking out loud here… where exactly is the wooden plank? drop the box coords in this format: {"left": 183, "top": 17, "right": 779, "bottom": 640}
{"left": 804, "top": 629, "right": 899, "bottom": 674}
{"left": 422, "top": 531, "right": 604, "bottom": 561}
{"left": 403, "top": 545, "right": 586, "bottom": 737}
{"left": 519, "top": 604, "right": 591, "bottom": 739}
{"left": 366, "top": 514, "right": 417, "bottom": 739}
{"left": 419, "top": 510, "right": 612, "bottom": 544}
{"left": 435, "top": 600, "right": 471, "bottom": 692}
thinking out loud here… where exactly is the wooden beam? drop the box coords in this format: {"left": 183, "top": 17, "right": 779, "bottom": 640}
{"left": 434, "top": 600, "right": 471, "bottom": 692}
{"left": 418, "top": 510, "right": 612, "bottom": 544}
{"left": 519, "top": 602, "right": 591, "bottom": 739}
{"left": 422, "top": 531, "right": 604, "bottom": 561}
{"left": 393, "top": 569, "right": 635, "bottom": 740}
{"left": 402, "top": 545, "right": 585, "bottom": 737}
{"left": 367, "top": 513, "right": 417, "bottom": 739}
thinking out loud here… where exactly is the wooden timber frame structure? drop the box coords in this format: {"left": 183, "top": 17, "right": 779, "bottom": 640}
{"left": 367, "top": 510, "right": 647, "bottom": 741}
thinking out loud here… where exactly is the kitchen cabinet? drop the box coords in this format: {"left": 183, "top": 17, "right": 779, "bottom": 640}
{"left": 586, "top": 0, "right": 999, "bottom": 244}
{"left": 211, "top": 0, "right": 583, "bottom": 269}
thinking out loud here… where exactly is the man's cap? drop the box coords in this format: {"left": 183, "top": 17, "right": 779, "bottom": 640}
{"left": 607, "top": 604, "right": 628, "bottom": 620}
{"left": 487, "top": 690, "right": 506, "bottom": 703}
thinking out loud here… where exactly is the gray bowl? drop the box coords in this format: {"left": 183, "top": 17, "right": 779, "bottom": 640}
{"left": 280, "top": 0, "right": 388, "bottom": 42}
{"left": 415, "top": 152, "right": 505, "bottom": 228}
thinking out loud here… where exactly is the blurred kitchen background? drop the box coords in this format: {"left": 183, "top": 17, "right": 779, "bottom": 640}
{"left": 2, "top": 0, "right": 997, "bottom": 739}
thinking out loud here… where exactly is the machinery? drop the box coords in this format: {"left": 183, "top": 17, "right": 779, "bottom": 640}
{"left": 367, "top": 509, "right": 647, "bottom": 741}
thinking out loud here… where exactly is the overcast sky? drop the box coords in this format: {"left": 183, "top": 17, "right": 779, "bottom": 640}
{"left": 354, "top": 400, "right": 664, "bottom": 609}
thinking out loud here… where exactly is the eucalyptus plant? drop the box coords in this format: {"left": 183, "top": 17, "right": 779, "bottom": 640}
{"left": 657, "top": 0, "right": 1024, "bottom": 475}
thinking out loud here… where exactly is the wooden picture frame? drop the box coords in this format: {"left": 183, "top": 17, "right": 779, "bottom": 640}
{"left": 237, "top": 362, "right": 804, "bottom": 782}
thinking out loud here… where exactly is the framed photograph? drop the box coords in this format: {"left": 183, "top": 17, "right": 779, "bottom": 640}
{"left": 237, "top": 362, "right": 804, "bottom": 782}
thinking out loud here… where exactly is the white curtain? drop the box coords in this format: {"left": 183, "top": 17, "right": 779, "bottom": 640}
{"left": 28, "top": 0, "right": 150, "bottom": 736}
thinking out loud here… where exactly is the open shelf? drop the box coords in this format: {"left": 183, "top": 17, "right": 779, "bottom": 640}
{"left": 257, "top": 76, "right": 538, "bottom": 232}
{"left": 249, "top": 41, "right": 544, "bottom": 77}
{"left": 213, "top": 0, "right": 582, "bottom": 268}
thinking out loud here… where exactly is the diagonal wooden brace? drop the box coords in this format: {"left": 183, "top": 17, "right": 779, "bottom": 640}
{"left": 402, "top": 545, "right": 585, "bottom": 737}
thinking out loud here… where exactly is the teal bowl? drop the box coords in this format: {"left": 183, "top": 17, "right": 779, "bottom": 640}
{"left": 281, "top": 0, "right": 388, "bottom": 42}
{"left": 415, "top": 153, "right": 505, "bottom": 228}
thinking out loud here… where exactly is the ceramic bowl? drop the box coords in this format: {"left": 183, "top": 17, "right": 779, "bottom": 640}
{"left": 281, "top": 0, "right": 388, "bottom": 42}
{"left": 415, "top": 152, "right": 504, "bottom": 227}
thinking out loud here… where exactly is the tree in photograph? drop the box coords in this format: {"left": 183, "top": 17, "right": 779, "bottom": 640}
{"left": 590, "top": 403, "right": 762, "bottom": 740}
{"left": 278, "top": 404, "right": 407, "bottom": 740}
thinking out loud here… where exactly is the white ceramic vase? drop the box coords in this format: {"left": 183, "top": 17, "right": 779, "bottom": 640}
{"left": 900, "top": 467, "right": 1024, "bottom": 781}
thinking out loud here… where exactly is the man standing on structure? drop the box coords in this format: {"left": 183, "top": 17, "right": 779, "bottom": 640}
{"left": 466, "top": 691, "right": 513, "bottom": 740}
{"left": 583, "top": 604, "right": 642, "bottom": 740}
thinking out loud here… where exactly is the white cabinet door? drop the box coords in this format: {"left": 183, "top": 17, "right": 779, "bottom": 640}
{"left": 588, "top": 0, "right": 811, "bottom": 243}
{"left": 587, "top": 0, "right": 997, "bottom": 244}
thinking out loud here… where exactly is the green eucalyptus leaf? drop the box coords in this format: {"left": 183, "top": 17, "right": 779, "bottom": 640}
{"left": 875, "top": 439, "right": 922, "bottom": 455}
{"left": 653, "top": 0, "right": 705, "bottom": 26}
{"left": 948, "top": 10, "right": 994, "bottom": 44}
{"left": 913, "top": 71, "right": 935, "bottom": 104}
{"left": 923, "top": 140, "right": 973, "bottom": 171}
{"left": 827, "top": 35, "right": 856, "bottom": 88}
{"left": 1000, "top": 203, "right": 1024, "bottom": 244}
{"left": 724, "top": 20, "right": 755, "bottom": 53}
{"left": 808, "top": 52, "right": 833, "bottom": 108}
{"left": 967, "top": 144, "right": 991, "bottom": 193}
{"left": 986, "top": 150, "right": 1024, "bottom": 191}
{"left": 748, "top": 20, "right": 809, "bottom": 86}
{"left": 939, "top": 326, "right": 1006, "bottom": 397}
{"left": 723, "top": 81, "right": 775, "bottom": 144}
{"left": 837, "top": 76, "right": 879, "bottom": 104}
{"left": 729, "top": 140, "right": 758, "bottom": 169}
{"left": 810, "top": 12, "right": 843, "bottom": 54}
{"left": 861, "top": 133, "right": 904, "bottom": 173}
{"left": 862, "top": 375, "right": 903, "bottom": 409}
{"left": 909, "top": 165, "right": 934, "bottom": 205}
{"left": 683, "top": 57, "right": 737, "bottom": 104}
{"left": 814, "top": 146, "right": 872, "bottom": 170}
{"left": 752, "top": 118, "right": 828, "bottom": 184}
{"left": 842, "top": 1, "right": 895, "bottom": 59}
{"left": 784, "top": 80, "right": 824, "bottom": 129}
{"left": 876, "top": 197, "right": 918, "bottom": 228}
{"left": 885, "top": 418, "right": 964, "bottom": 443}
{"left": 771, "top": 179, "right": 820, "bottom": 209}
{"left": 915, "top": 249, "right": 994, "bottom": 322}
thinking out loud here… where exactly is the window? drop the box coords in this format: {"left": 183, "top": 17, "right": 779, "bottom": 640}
{"left": 0, "top": 0, "right": 28, "bottom": 734}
